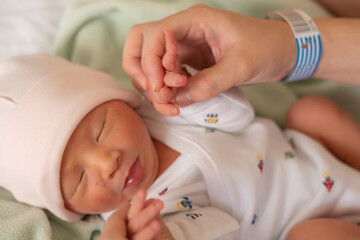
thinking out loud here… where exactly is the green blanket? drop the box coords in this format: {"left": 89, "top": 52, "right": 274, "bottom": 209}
{"left": 2, "top": 0, "right": 359, "bottom": 239}
{"left": 0, "top": 186, "right": 103, "bottom": 240}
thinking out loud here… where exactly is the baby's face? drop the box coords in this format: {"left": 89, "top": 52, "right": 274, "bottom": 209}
{"left": 60, "top": 100, "right": 158, "bottom": 214}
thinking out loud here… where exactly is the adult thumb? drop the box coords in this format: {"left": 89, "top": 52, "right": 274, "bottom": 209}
{"left": 176, "top": 61, "right": 236, "bottom": 106}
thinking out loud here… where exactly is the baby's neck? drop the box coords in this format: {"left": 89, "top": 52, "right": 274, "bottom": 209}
{"left": 152, "top": 138, "right": 179, "bottom": 178}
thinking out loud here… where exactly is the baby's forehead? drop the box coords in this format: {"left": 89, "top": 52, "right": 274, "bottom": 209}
{"left": 64, "top": 100, "right": 128, "bottom": 147}
{"left": 76, "top": 100, "right": 122, "bottom": 127}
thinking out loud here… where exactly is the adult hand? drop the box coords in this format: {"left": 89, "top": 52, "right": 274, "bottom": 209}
{"left": 123, "top": 4, "right": 297, "bottom": 115}
{"left": 99, "top": 189, "right": 165, "bottom": 240}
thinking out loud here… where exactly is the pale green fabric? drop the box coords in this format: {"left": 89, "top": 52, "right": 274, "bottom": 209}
{"left": 0, "top": 186, "right": 103, "bottom": 240}
{"left": 53, "top": 0, "right": 360, "bottom": 128}
{"left": 2, "top": 0, "right": 359, "bottom": 239}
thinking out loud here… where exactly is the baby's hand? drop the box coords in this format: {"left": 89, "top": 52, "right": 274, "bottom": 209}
{"left": 152, "top": 30, "right": 189, "bottom": 116}
{"left": 99, "top": 189, "right": 164, "bottom": 240}
{"left": 129, "top": 29, "right": 187, "bottom": 117}
{"left": 127, "top": 189, "right": 164, "bottom": 239}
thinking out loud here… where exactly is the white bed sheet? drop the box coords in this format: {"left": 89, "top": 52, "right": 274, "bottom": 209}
{"left": 0, "top": 0, "right": 74, "bottom": 61}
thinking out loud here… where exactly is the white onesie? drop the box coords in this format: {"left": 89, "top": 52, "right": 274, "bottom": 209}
{"left": 103, "top": 87, "right": 360, "bottom": 240}
{"left": 137, "top": 87, "right": 360, "bottom": 240}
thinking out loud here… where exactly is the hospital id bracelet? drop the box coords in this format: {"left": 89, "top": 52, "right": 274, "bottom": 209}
{"left": 266, "top": 9, "right": 322, "bottom": 82}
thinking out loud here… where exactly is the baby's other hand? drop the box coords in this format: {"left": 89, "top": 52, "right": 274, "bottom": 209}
{"left": 126, "top": 189, "right": 164, "bottom": 239}
{"left": 99, "top": 189, "right": 164, "bottom": 240}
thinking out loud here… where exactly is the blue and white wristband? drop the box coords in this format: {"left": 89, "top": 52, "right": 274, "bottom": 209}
{"left": 266, "top": 9, "right": 322, "bottom": 82}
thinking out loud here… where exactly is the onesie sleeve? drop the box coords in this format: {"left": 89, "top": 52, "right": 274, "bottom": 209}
{"left": 163, "top": 207, "right": 240, "bottom": 240}
{"left": 178, "top": 87, "right": 254, "bottom": 133}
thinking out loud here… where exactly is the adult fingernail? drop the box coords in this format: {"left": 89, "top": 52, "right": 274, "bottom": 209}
{"left": 142, "top": 77, "right": 149, "bottom": 90}
{"left": 147, "top": 75, "right": 155, "bottom": 90}
{"left": 134, "top": 75, "right": 148, "bottom": 90}
{"left": 152, "top": 82, "right": 158, "bottom": 92}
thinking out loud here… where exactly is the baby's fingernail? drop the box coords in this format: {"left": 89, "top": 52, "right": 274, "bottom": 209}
{"left": 137, "top": 190, "right": 145, "bottom": 199}
{"left": 155, "top": 200, "right": 164, "bottom": 210}
{"left": 171, "top": 107, "right": 180, "bottom": 116}
{"left": 150, "top": 221, "right": 160, "bottom": 232}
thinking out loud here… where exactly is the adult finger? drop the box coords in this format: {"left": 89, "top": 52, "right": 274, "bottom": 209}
{"left": 141, "top": 28, "right": 166, "bottom": 92}
{"left": 140, "top": 7, "right": 196, "bottom": 92}
{"left": 162, "top": 29, "right": 177, "bottom": 72}
{"left": 176, "top": 58, "right": 242, "bottom": 106}
{"left": 123, "top": 24, "right": 149, "bottom": 90}
{"left": 131, "top": 77, "right": 152, "bottom": 102}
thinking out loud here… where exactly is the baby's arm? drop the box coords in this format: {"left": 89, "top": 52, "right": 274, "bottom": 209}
{"left": 178, "top": 86, "right": 254, "bottom": 133}
{"left": 100, "top": 190, "right": 172, "bottom": 240}
{"left": 286, "top": 218, "right": 360, "bottom": 240}
{"left": 285, "top": 95, "right": 360, "bottom": 171}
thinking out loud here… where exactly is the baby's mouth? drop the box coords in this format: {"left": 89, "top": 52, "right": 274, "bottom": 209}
{"left": 124, "top": 157, "right": 142, "bottom": 189}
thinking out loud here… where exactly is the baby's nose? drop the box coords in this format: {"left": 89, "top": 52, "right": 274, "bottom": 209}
{"left": 96, "top": 150, "right": 120, "bottom": 180}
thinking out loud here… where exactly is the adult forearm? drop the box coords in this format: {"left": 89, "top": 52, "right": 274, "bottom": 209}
{"left": 313, "top": 18, "right": 360, "bottom": 85}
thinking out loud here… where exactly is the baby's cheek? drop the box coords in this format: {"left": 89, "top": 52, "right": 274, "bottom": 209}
{"left": 86, "top": 186, "right": 123, "bottom": 213}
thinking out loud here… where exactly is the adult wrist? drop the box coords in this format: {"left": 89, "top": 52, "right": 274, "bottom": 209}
{"left": 275, "top": 20, "right": 298, "bottom": 82}
{"left": 266, "top": 9, "right": 322, "bottom": 82}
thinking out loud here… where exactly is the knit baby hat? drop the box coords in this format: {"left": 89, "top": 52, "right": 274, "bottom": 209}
{"left": 0, "top": 53, "right": 141, "bottom": 221}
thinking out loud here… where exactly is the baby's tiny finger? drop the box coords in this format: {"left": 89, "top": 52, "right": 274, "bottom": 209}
{"left": 153, "top": 102, "right": 180, "bottom": 117}
{"left": 164, "top": 71, "right": 187, "bottom": 87}
{"left": 128, "top": 200, "right": 164, "bottom": 235}
{"left": 128, "top": 189, "right": 146, "bottom": 220}
{"left": 132, "top": 220, "right": 161, "bottom": 240}
{"left": 157, "top": 86, "right": 177, "bottom": 103}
